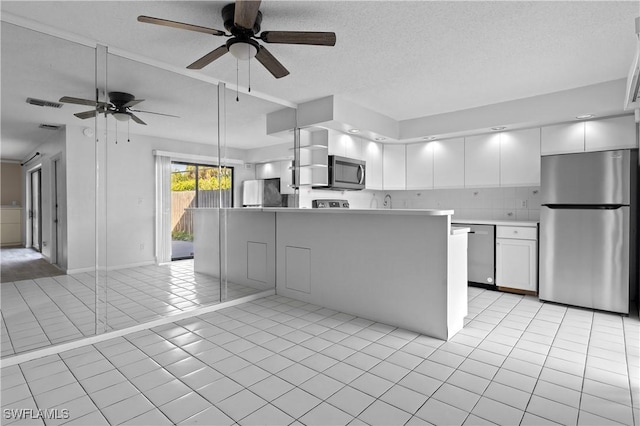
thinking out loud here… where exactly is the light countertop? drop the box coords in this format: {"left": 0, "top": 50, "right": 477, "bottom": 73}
{"left": 452, "top": 219, "right": 538, "bottom": 227}
{"left": 189, "top": 207, "right": 454, "bottom": 216}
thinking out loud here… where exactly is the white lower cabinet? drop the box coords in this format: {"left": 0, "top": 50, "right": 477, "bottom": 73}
{"left": 495, "top": 226, "right": 538, "bottom": 292}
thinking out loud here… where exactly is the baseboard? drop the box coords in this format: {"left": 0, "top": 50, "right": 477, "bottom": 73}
{"left": 66, "top": 260, "right": 156, "bottom": 275}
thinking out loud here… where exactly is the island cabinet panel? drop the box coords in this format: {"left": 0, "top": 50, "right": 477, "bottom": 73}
{"left": 274, "top": 209, "right": 466, "bottom": 340}
{"left": 382, "top": 144, "right": 406, "bottom": 190}
{"left": 585, "top": 115, "right": 638, "bottom": 152}
{"left": 406, "top": 142, "right": 434, "bottom": 189}
{"left": 464, "top": 134, "right": 500, "bottom": 187}
{"left": 500, "top": 128, "right": 541, "bottom": 186}
{"left": 541, "top": 122, "right": 585, "bottom": 155}
{"left": 363, "top": 140, "right": 383, "bottom": 190}
{"left": 433, "top": 137, "right": 465, "bottom": 188}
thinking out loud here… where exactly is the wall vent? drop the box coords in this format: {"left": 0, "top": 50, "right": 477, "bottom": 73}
{"left": 26, "top": 98, "right": 63, "bottom": 108}
{"left": 39, "top": 124, "right": 62, "bottom": 130}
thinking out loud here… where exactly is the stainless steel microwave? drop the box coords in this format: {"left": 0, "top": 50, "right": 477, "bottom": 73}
{"left": 324, "top": 155, "right": 366, "bottom": 190}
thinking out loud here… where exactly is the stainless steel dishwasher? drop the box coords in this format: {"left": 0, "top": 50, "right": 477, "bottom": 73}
{"left": 454, "top": 223, "right": 496, "bottom": 286}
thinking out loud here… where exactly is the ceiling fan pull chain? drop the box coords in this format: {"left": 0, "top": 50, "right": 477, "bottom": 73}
{"left": 248, "top": 57, "right": 251, "bottom": 93}
{"left": 115, "top": 120, "right": 118, "bottom": 144}
{"left": 127, "top": 120, "right": 131, "bottom": 143}
{"left": 236, "top": 58, "right": 240, "bottom": 102}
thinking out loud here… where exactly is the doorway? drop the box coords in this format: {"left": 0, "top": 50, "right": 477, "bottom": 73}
{"left": 29, "top": 168, "right": 42, "bottom": 252}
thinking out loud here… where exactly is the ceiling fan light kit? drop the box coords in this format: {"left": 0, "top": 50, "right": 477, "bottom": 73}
{"left": 59, "top": 91, "right": 179, "bottom": 126}
{"left": 138, "top": 0, "right": 336, "bottom": 78}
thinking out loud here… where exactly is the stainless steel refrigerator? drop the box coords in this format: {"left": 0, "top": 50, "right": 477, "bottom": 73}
{"left": 540, "top": 149, "right": 637, "bottom": 314}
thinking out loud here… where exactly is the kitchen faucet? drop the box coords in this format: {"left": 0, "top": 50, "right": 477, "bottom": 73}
{"left": 383, "top": 194, "right": 392, "bottom": 209}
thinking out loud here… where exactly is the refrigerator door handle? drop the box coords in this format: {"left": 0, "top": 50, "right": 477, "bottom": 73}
{"left": 542, "top": 204, "right": 625, "bottom": 210}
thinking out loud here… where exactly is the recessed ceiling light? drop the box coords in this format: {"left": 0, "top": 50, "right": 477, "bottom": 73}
{"left": 576, "top": 114, "right": 594, "bottom": 119}
{"left": 374, "top": 137, "right": 386, "bottom": 141}
{"left": 347, "top": 128, "right": 360, "bottom": 134}
{"left": 491, "top": 126, "right": 506, "bottom": 131}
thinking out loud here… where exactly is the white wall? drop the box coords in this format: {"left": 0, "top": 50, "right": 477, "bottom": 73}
{"left": 64, "top": 124, "right": 249, "bottom": 272}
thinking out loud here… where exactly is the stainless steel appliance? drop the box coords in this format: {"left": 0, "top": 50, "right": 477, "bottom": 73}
{"left": 317, "top": 155, "right": 365, "bottom": 190}
{"left": 312, "top": 199, "right": 350, "bottom": 208}
{"left": 540, "top": 149, "right": 637, "bottom": 314}
{"left": 453, "top": 223, "right": 495, "bottom": 285}
{"left": 467, "top": 224, "right": 496, "bottom": 285}
{"left": 242, "top": 178, "right": 282, "bottom": 207}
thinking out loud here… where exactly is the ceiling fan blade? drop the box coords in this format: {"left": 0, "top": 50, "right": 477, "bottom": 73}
{"left": 59, "top": 96, "right": 108, "bottom": 108}
{"left": 129, "top": 109, "right": 180, "bottom": 118}
{"left": 74, "top": 110, "right": 97, "bottom": 119}
{"left": 123, "top": 99, "right": 144, "bottom": 108}
{"left": 137, "top": 16, "right": 226, "bottom": 36}
{"left": 260, "top": 31, "right": 336, "bottom": 46}
{"left": 187, "top": 45, "right": 229, "bottom": 69}
{"left": 255, "top": 45, "right": 289, "bottom": 79}
{"left": 130, "top": 113, "right": 147, "bottom": 125}
{"left": 234, "top": 0, "right": 261, "bottom": 30}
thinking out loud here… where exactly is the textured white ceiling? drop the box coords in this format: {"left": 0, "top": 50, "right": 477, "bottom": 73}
{"left": 1, "top": 1, "right": 638, "bottom": 160}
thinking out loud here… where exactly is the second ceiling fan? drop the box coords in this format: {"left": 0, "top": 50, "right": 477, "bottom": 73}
{"left": 138, "top": 0, "right": 336, "bottom": 78}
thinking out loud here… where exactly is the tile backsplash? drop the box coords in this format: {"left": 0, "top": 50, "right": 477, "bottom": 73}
{"left": 383, "top": 187, "right": 541, "bottom": 221}
{"left": 298, "top": 186, "right": 541, "bottom": 221}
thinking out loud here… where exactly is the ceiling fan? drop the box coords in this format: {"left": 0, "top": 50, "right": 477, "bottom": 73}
{"left": 59, "top": 92, "right": 178, "bottom": 125}
{"left": 137, "top": 0, "right": 336, "bottom": 78}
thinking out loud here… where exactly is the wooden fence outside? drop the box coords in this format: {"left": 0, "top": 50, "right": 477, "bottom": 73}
{"left": 171, "top": 190, "right": 232, "bottom": 235}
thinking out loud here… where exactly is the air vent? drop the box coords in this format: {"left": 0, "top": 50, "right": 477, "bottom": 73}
{"left": 26, "top": 98, "right": 63, "bottom": 108}
{"left": 39, "top": 124, "right": 62, "bottom": 130}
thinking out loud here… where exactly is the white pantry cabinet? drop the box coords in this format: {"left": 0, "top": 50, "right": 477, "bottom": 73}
{"left": 464, "top": 134, "right": 500, "bottom": 187}
{"left": 495, "top": 225, "right": 537, "bottom": 292}
{"left": 383, "top": 144, "right": 406, "bottom": 190}
{"left": 433, "top": 138, "right": 465, "bottom": 189}
{"left": 500, "top": 128, "right": 541, "bottom": 186}
{"left": 406, "top": 142, "right": 434, "bottom": 189}
{"left": 585, "top": 115, "right": 637, "bottom": 152}
{"left": 363, "top": 140, "right": 383, "bottom": 190}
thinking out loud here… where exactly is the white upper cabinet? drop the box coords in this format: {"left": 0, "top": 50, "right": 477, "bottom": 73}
{"left": 541, "top": 115, "right": 637, "bottom": 156}
{"left": 500, "top": 128, "right": 541, "bottom": 186}
{"left": 327, "top": 129, "right": 363, "bottom": 159}
{"left": 406, "top": 142, "right": 434, "bottom": 190}
{"left": 540, "top": 122, "right": 585, "bottom": 155}
{"left": 383, "top": 144, "right": 406, "bottom": 190}
{"left": 363, "top": 140, "right": 383, "bottom": 190}
{"left": 433, "top": 138, "right": 465, "bottom": 189}
{"left": 585, "top": 115, "right": 638, "bottom": 152}
{"left": 464, "top": 134, "right": 500, "bottom": 187}
{"left": 255, "top": 162, "right": 280, "bottom": 179}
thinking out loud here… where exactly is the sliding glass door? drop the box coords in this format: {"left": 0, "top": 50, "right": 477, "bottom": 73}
{"left": 170, "top": 162, "right": 234, "bottom": 260}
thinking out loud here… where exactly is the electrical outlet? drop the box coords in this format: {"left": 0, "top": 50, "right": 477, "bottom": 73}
{"left": 518, "top": 199, "right": 527, "bottom": 208}
{"left": 140, "top": 243, "right": 144, "bottom": 251}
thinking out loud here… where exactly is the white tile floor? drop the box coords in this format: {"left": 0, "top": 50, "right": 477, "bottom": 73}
{"left": 1, "top": 261, "right": 263, "bottom": 356}
{"left": 1, "top": 287, "right": 638, "bottom": 425}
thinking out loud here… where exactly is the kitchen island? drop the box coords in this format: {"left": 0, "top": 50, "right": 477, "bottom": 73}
{"left": 190, "top": 208, "right": 469, "bottom": 340}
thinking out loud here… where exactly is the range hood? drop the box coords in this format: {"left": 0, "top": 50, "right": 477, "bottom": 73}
{"left": 624, "top": 17, "right": 640, "bottom": 117}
